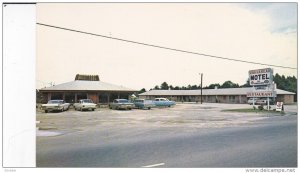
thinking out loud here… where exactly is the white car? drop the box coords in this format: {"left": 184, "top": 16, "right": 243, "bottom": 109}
{"left": 153, "top": 98, "right": 176, "bottom": 107}
{"left": 247, "top": 98, "right": 258, "bottom": 105}
{"left": 74, "top": 99, "right": 97, "bottom": 111}
{"left": 42, "top": 100, "right": 70, "bottom": 113}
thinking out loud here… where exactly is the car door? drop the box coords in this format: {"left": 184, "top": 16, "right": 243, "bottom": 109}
{"left": 112, "top": 100, "right": 118, "bottom": 109}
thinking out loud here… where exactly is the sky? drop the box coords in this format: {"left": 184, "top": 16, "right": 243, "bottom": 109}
{"left": 36, "top": 3, "right": 297, "bottom": 90}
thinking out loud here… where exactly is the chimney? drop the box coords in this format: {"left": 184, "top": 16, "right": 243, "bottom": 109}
{"left": 215, "top": 86, "right": 218, "bottom": 89}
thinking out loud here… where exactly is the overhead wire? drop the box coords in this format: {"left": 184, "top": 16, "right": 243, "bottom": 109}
{"left": 36, "top": 22, "right": 297, "bottom": 70}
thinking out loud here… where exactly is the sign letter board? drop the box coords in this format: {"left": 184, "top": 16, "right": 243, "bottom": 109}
{"left": 249, "top": 68, "right": 273, "bottom": 86}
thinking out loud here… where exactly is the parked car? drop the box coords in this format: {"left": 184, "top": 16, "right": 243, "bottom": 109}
{"left": 109, "top": 99, "right": 134, "bottom": 110}
{"left": 247, "top": 98, "right": 258, "bottom": 105}
{"left": 255, "top": 99, "right": 267, "bottom": 105}
{"left": 42, "top": 100, "right": 70, "bottom": 113}
{"left": 133, "top": 99, "right": 155, "bottom": 110}
{"left": 248, "top": 98, "right": 274, "bottom": 105}
{"left": 256, "top": 98, "right": 275, "bottom": 105}
{"left": 153, "top": 98, "right": 176, "bottom": 107}
{"left": 74, "top": 99, "right": 97, "bottom": 111}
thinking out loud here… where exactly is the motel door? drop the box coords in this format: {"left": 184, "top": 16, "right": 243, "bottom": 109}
{"left": 88, "top": 93, "right": 98, "bottom": 103}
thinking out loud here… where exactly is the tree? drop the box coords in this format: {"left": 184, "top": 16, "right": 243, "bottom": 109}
{"left": 138, "top": 88, "right": 146, "bottom": 94}
{"left": 161, "top": 82, "right": 169, "bottom": 90}
{"left": 169, "top": 85, "right": 174, "bottom": 90}
{"left": 191, "top": 85, "right": 199, "bottom": 90}
{"left": 204, "top": 83, "right": 221, "bottom": 89}
{"left": 273, "top": 73, "right": 297, "bottom": 102}
{"left": 154, "top": 85, "right": 160, "bottom": 90}
{"left": 221, "top": 81, "right": 239, "bottom": 88}
{"left": 174, "top": 86, "right": 180, "bottom": 90}
{"left": 240, "top": 79, "right": 251, "bottom": 87}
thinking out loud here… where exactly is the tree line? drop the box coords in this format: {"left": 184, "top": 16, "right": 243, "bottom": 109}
{"left": 139, "top": 73, "right": 297, "bottom": 101}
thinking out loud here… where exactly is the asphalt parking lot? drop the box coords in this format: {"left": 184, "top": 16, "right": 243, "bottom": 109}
{"left": 36, "top": 103, "right": 297, "bottom": 136}
{"left": 36, "top": 103, "right": 297, "bottom": 167}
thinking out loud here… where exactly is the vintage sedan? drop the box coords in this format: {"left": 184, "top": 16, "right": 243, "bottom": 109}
{"left": 109, "top": 99, "right": 134, "bottom": 110}
{"left": 248, "top": 98, "right": 274, "bottom": 105}
{"left": 74, "top": 99, "right": 97, "bottom": 111}
{"left": 42, "top": 100, "right": 70, "bottom": 113}
{"left": 153, "top": 98, "right": 176, "bottom": 107}
{"left": 247, "top": 98, "right": 258, "bottom": 105}
{"left": 256, "top": 98, "right": 275, "bottom": 105}
{"left": 133, "top": 99, "right": 155, "bottom": 110}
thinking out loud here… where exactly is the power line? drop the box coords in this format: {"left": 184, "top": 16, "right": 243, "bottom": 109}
{"left": 37, "top": 22, "right": 297, "bottom": 70}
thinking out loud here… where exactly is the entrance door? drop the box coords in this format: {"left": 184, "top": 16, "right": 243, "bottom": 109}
{"left": 88, "top": 93, "right": 98, "bottom": 103}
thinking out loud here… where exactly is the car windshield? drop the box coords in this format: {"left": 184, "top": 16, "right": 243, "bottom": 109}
{"left": 48, "top": 100, "right": 63, "bottom": 104}
{"left": 144, "top": 100, "right": 153, "bottom": 104}
{"left": 118, "top": 99, "right": 129, "bottom": 103}
{"left": 82, "top": 99, "right": 93, "bottom": 103}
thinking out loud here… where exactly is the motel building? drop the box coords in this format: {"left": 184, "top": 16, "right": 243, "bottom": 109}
{"left": 138, "top": 87, "right": 295, "bottom": 104}
{"left": 38, "top": 74, "right": 138, "bottom": 104}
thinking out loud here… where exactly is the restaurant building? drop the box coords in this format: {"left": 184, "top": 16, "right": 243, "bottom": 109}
{"left": 38, "top": 74, "right": 137, "bottom": 104}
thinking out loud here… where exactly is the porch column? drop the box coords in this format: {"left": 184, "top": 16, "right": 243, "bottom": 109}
{"left": 96, "top": 93, "right": 100, "bottom": 104}
{"left": 47, "top": 93, "right": 51, "bottom": 101}
{"left": 107, "top": 93, "right": 110, "bottom": 104}
{"left": 75, "top": 93, "right": 78, "bottom": 103}
{"left": 62, "top": 92, "right": 65, "bottom": 100}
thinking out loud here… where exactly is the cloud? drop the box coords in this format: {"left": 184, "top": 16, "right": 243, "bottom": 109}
{"left": 240, "top": 3, "right": 297, "bottom": 34}
{"left": 37, "top": 3, "right": 297, "bottom": 90}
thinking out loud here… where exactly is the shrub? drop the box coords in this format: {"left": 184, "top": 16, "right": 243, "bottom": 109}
{"left": 258, "top": 105, "right": 264, "bottom": 110}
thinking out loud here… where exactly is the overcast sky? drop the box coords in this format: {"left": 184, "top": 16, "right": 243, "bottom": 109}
{"left": 36, "top": 3, "right": 297, "bottom": 90}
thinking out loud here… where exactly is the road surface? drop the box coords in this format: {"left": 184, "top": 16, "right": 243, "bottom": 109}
{"left": 37, "top": 115, "right": 297, "bottom": 167}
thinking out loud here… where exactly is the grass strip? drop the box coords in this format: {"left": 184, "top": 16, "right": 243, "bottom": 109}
{"left": 222, "top": 108, "right": 285, "bottom": 115}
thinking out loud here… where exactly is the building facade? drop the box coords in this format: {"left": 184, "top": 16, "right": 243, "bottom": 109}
{"left": 139, "top": 87, "right": 295, "bottom": 104}
{"left": 38, "top": 74, "right": 137, "bottom": 104}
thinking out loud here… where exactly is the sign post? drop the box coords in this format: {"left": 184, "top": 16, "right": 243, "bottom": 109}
{"left": 267, "top": 97, "right": 269, "bottom": 111}
{"left": 276, "top": 102, "right": 283, "bottom": 112}
{"left": 247, "top": 68, "right": 275, "bottom": 111}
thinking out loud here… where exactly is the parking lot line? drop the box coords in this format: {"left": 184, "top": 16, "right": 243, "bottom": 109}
{"left": 142, "top": 163, "right": 165, "bottom": 168}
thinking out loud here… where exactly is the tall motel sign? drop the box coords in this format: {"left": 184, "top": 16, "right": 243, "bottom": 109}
{"left": 246, "top": 68, "right": 276, "bottom": 110}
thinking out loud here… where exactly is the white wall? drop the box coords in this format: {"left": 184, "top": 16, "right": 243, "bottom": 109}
{"left": 3, "top": 4, "right": 36, "bottom": 167}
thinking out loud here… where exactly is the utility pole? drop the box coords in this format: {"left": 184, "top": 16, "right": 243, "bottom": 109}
{"left": 199, "top": 73, "right": 203, "bottom": 104}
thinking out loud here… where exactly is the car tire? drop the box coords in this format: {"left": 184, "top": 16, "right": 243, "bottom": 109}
{"left": 45, "top": 110, "right": 48, "bottom": 113}
{"left": 148, "top": 107, "right": 151, "bottom": 110}
{"left": 109, "top": 106, "right": 112, "bottom": 109}
{"left": 92, "top": 109, "right": 95, "bottom": 111}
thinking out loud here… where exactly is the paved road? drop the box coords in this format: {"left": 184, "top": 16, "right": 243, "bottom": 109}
{"left": 37, "top": 115, "right": 297, "bottom": 167}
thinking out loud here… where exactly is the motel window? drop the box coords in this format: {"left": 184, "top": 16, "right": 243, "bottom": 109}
{"left": 229, "top": 96, "right": 235, "bottom": 102}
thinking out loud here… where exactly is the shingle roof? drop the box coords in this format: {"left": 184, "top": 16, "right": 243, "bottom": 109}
{"left": 40, "top": 80, "right": 137, "bottom": 92}
{"left": 139, "top": 87, "right": 295, "bottom": 96}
